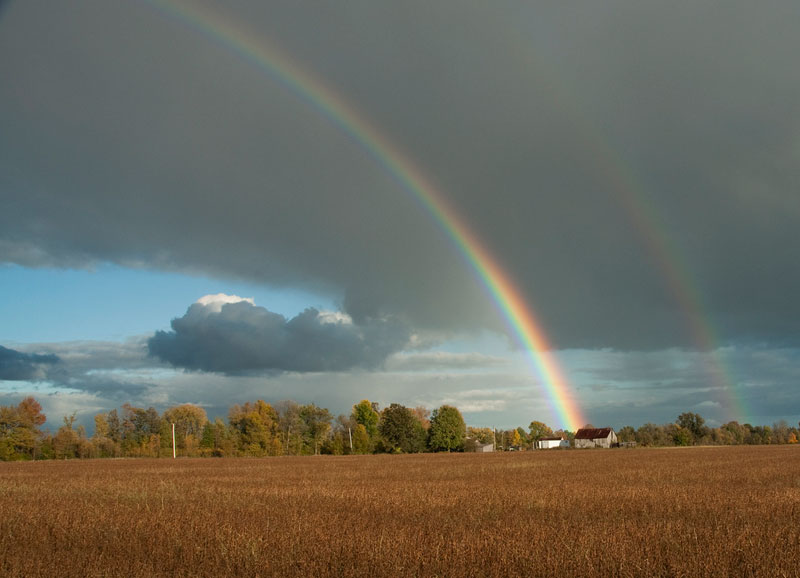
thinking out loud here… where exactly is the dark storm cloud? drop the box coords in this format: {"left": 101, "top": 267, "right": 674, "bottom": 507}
{"left": 0, "top": 345, "right": 59, "bottom": 380}
{"left": 148, "top": 300, "right": 411, "bottom": 374}
{"left": 2, "top": 1, "right": 800, "bottom": 350}
{"left": 0, "top": 340, "right": 160, "bottom": 399}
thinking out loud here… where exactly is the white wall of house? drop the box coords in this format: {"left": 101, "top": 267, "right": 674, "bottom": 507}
{"left": 538, "top": 439, "right": 563, "bottom": 449}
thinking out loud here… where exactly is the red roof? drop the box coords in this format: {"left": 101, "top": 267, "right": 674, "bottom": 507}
{"left": 574, "top": 428, "right": 614, "bottom": 440}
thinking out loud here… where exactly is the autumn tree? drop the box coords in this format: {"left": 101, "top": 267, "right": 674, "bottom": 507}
{"left": 511, "top": 428, "right": 522, "bottom": 448}
{"left": 351, "top": 423, "right": 371, "bottom": 454}
{"left": 275, "top": 400, "right": 304, "bottom": 455}
{"left": 229, "top": 400, "right": 281, "bottom": 456}
{"left": 0, "top": 396, "right": 47, "bottom": 460}
{"left": 411, "top": 406, "right": 431, "bottom": 430}
{"left": 92, "top": 413, "right": 119, "bottom": 457}
{"left": 516, "top": 427, "right": 530, "bottom": 449}
{"left": 53, "top": 413, "right": 80, "bottom": 459}
{"left": 528, "top": 421, "right": 554, "bottom": 445}
{"left": 721, "top": 421, "right": 746, "bottom": 444}
{"left": 428, "top": 405, "right": 466, "bottom": 452}
{"left": 467, "top": 427, "right": 494, "bottom": 445}
{"left": 676, "top": 412, "right": 708, "bottom": 444}
{"left": 164, "top": 404, "right": 208, "bottom": 456}
{"left": 121, "top": 404, "right": 163, "bottom": 456}
{"left": 323, "top": 414, "right": 355, "bottom": 455}
{"left": 772, "top": 420, "right": 791, "bottom": 444}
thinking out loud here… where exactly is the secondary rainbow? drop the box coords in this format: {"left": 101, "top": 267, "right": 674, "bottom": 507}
{"left": 498, "top": 22, "right": 748, "bottom": 423}
{"left": 144, "top": 0, "right": 585, "bottom": 430}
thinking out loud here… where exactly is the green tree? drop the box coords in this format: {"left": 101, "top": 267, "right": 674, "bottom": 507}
{"left": 379, "top": 403, "right": 427, "bottom": 453}
{"left": 200, "top": 418, "right": 236, "bottom": 457}
{"left": 428, "top": 405, "right": 466, "bottom": 452}
{"left": 351, "top": 399, "right": 381, "bottom": 452}
{"left": 635, "top": 423, "right": 672, "bottom": 447}
{"left": 673, "top": 426, "right": 692, "bottom": 447}
{"left": 617, "top": 426, "right": 636, "bottom": 443}
{"left": 299, "top": 404, "right": 333, "bottom": 455}
{"left": 351, "top": 400, "right": 379, "bottom": 437}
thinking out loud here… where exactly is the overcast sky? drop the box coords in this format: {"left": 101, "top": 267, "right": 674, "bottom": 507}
{"left": 2, "top": 1, "right": 799, "bottom": 432}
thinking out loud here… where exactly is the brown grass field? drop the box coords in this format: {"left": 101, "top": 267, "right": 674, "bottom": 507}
{"left": 1, "top": 446, "right": 799, "bottom": 577}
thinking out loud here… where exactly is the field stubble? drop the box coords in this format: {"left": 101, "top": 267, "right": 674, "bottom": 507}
{"left": 1, "top": 446, "right": 799, "bottom": 577}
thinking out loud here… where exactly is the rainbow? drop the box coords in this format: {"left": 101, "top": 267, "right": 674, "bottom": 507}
{"left": 144, "top": 0, "right": 586, "bottom": 430}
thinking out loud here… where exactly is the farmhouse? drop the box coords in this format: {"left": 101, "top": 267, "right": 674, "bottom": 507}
{"left": 536, "top": 437, "right": 569, "bottom": 449}
{"left": 574, "top": 427, "right": 617, "bottom": 448}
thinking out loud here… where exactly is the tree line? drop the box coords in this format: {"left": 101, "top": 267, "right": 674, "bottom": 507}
{"left": 0, "top": 397, "right": 467, "bottom": 460}
{"left": 1, "top": 397, "right": 797, "bottom": 461}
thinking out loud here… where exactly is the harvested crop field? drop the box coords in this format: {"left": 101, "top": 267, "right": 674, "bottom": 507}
{"left": 2, "top": 446, "right": 799, "bottom": 577}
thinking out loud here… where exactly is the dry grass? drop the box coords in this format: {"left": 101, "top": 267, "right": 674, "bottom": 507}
{"left": 1, "top": 446, "right": 799, "bottom": 577}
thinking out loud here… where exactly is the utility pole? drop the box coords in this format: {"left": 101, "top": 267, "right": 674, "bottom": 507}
{"left": 348, "top": 427, "right": 353, "bottom": 452}
{"left": 171, "top": 422, "right": 176, "bottom": 459}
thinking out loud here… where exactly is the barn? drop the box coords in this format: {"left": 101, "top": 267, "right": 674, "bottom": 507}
{"left": 536, "top": 437, "right": 569, "bottom": 449}
{"left": 574, "top": 427, "right": 617, "bottom": 448}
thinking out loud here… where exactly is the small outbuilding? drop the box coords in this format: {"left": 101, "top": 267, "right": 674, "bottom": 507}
{"left": 574, "top": 427, "right": 617, "bottom": 449}
{"left": 465, "top": 439, "right": 495, "bottom": 453}
{"left": 536, "top": 437, "right": 569, "bottom": 449}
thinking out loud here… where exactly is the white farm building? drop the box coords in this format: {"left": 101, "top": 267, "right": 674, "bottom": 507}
{"left": 536, "top": 437, "right": 569, "bottom": 449}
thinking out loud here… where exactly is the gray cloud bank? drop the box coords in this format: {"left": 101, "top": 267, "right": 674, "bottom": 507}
{"left": 2, "top": 2, "right": 800, "bottom": 350}
{"left": 0, "top": 345, "right": 59, "bottom": 381}
{"left": 148, "top": 300, "right": 410, "bottom": 374}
